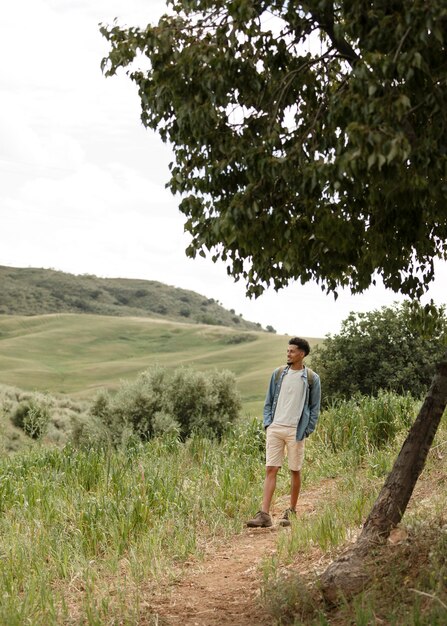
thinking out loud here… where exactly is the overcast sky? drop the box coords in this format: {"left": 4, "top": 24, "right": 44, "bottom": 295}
{"left": 1, "top": 0, "right": 445, "bottom": 337}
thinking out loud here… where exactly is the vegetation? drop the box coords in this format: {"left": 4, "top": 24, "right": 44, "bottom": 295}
{"left": 312, "top": 301, "right": 447, "bottom": 403}
{"left": 0, "top": 392, "right": 445, "bottom": 624}
{"left": 102, "top": 0, "right": 447, "bottom": 300}
{"left": 0, "top": 384, "right": 89, "bottom": 452}
{"left": 10, "top": 397, "right": 51, "bottom": 440}
{"left": 0, "top": 265, "right": 263, "bottom": 330}
{"left": 86, "top": 365, "right": 241, "bottom": 444}
{"left": 0, "top": 422, "right": 263, "bottom": 625}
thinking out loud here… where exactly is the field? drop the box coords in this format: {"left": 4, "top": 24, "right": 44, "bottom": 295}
{"left": 0, "top": 314, "right": 322, "bottom": 415}
{"left": 2, "top": 312, "right": 445, "bottom": 624}
{"left": 0, "top": 392, "right": 446, "bottom": 624}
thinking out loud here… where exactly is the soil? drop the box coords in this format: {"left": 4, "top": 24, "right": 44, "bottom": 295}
{"left": 149, "top": 479, "right": 340, "bottom": 625}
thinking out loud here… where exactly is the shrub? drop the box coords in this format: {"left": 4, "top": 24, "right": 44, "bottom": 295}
{"left": 88, "top": 365, "right": 241, "bottom": 445}
{"left": 311, "top": 301, "right": 447, "bottom": 403}
{"left": 223, "top": 333, "right": 257, "bottom": 345}
{"left": 11, "top": 398, "right": 50, "bottom": 439}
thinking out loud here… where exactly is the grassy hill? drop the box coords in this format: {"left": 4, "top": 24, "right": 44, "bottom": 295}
{"left": 0, "top": 314, "right": 321, "bottom": 416}
{"left": 0, "top": 265, "right": 265, "bottom": 330}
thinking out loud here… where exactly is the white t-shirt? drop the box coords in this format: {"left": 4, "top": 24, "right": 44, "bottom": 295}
{"left": 273, "top": 368, "right": 306, "bottom": 428}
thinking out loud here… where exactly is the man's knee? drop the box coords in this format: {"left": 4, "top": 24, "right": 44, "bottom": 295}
{"left": 266, "top": 465, "right": 280, "bottom": 477}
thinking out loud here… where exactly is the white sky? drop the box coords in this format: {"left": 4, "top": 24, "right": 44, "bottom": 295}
{"left": 1, "top": 0, "right": 446, "bottom": 337}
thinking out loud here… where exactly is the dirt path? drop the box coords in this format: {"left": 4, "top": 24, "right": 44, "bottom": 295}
{"left": 150, "top": 480, "right": 338, "bottom": 625}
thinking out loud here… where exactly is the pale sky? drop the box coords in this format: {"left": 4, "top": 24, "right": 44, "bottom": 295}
{"left": 1, "top": 0, "right": 445, "bottom": 337}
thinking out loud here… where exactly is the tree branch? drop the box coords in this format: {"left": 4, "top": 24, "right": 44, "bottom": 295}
{"left": 308, "top": 2, "right": 360, "bottom": 67}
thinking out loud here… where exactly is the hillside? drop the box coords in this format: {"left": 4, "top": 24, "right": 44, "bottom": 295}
{"left": 0, "top": 265, "right": 265, "bottom": 331}
{"left": 0, "top": 314, "right": 321, "bottom": 415}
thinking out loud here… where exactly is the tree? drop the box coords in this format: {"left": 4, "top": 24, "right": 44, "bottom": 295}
{"left": 101, "top": 0, "right": 447, "bottom": 602}
{"left": 101, "top": 0, "right": 447, "bottom": 299}
{"left": 312, "top": 301, "right": 447, "bottom": 403}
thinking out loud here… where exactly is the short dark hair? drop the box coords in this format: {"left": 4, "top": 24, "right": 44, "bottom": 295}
{"left": 288, "top": 337, "right": 310, "bottom": 356}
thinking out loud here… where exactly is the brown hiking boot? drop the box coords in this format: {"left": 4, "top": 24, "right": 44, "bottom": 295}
{"left": 279, "top": 508, "right": 296, "bottom": 527}
{"left": 246, "top": 510, "right": 272, "bottom": 528}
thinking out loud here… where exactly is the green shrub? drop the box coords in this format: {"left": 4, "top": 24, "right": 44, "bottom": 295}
{"left": 312, "top": 301, "right": 447, "bottom": 403}
{"left": 223, "top": 333, "right": 257, "bottom": 345}
{"left": 11, "top": 398, "right": 50, "bottom": 439}
{"left": 88, "top": 365, "right": 241, "bottom": 445}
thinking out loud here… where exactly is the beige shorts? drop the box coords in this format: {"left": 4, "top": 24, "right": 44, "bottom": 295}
{"left": 266, "top": 422, "right": 305, "bottom": 471}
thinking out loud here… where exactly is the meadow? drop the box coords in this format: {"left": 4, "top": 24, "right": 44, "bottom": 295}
{"left": 0, "top": 313, "right": 321, "bottom": 415}
{"left": 0, "top": 393, "right": 446, "bottom": 624}
{"left": 1, "top": 313, "right": 446, "bottom": 624}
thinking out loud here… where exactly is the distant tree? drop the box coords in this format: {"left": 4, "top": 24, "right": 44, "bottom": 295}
{"left": 312, "top": 302, "right": 447, "bottom": 403}
{"left": 266, "top": 325, "right": 277, "bottom": 334}
{"left": 101, "top": 0, "right": 447, "bottom": 600}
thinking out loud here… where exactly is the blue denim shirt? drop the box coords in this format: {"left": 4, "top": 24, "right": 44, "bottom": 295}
{"left": 263, "top": 365, "right": 321, "bottom": 441}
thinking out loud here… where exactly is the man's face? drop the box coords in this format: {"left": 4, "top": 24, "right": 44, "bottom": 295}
{"left": 286, "top": 344, "right": 305, "bottom": 366}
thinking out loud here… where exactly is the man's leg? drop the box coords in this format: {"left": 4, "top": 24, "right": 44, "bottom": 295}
{"left": 290, "top": 469, "right": 301, "bottom": 510}
{"left": 261, "top": 465, "right": 280, "bottom": 513}
{"left": 246, "top": 425, "right": 285, "bottom": 527}
{"left": 278, "top": 435, "right": 305, "bottom": 526}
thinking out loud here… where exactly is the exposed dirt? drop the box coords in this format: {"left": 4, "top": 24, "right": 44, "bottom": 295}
{"left": 150, "top": 479, "right": 340, "bottom": 625}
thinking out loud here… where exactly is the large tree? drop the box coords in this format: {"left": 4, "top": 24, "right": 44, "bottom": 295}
{"left": 101, "top": 0, "right": 447, "bottom": 601}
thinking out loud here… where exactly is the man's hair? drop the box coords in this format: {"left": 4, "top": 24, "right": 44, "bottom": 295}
{"left": 288, "top": 337, "right": 310, "bottom": 356}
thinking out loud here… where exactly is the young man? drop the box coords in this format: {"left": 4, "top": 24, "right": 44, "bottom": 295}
{"left": 247, "top": 337, "right": 321, "bottom": 528}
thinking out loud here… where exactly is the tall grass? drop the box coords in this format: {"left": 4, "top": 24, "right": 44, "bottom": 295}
{"left": 311, "top": 390, "right": 417, "bottom": 463}
{"left": 0, "top": 419, "right": 265, "bottom": 624}
{"left": 0, "top": 390, "right": 441, "bottom": 624}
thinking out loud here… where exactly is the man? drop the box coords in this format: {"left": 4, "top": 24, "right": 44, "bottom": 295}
{"left": 246, "top": 337, "right": 321, "bottom": 528}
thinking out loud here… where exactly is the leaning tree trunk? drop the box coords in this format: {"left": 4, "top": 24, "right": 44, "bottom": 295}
{"left": 320, "top": 348, "right": 447, "bottom": 603}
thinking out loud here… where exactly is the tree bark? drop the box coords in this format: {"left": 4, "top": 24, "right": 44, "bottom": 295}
{"left": 320, "top": 348, "right": 447, "bottom": 603}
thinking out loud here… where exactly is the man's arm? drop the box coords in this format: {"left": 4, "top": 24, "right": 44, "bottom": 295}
{"left": 305, "top": 373, "right": 321, "bottom": 436}
{"left": 263, "top": 370, "right": 278, "bottom": 428}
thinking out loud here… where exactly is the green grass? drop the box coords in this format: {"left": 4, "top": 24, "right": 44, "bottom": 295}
{"left": 0, "top": 313, "right": 322, "bottom": 415}
{"left": 0, "top": 422, "right": 265, "bottom": 624}
{"left": 0, "top": 392, "right": 445, "bottom": 624}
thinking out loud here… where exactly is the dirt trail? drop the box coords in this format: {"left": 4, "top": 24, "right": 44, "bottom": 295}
{"left": 150, "top": 480, "right": 338, "bottom": 625}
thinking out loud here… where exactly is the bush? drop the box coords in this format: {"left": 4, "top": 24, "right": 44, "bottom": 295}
{"left": 11, "top": 398, "right": 50, "bottom": 439}
{"left": 311, "top": 301, "right": 447, "bottom": 403}
{"left": 223, "top": 333, "right": 257, "bottom": 345}
{"left": 88, "top": 365, "right": 241, "bottom": 445}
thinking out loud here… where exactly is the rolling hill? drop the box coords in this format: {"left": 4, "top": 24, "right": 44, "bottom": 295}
{"left": 0, "top": 314, "right": 321, "bottom": 415}
{"left": 0, "top": 265, "right": 265, "bottom": 330}
{"left": 0, "top": 265, "right": 323, "bottom": 416}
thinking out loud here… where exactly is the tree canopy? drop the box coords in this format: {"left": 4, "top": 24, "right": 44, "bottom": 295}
{"left": 311, "top": 301, "right": 447, "bottom": 403}
{"left": 101, "top": 0, "right": 447, "bottom": 299}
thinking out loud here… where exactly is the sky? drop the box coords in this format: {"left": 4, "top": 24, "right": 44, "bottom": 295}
{"left": 1, "top": 0, "right": 446, "bottom": 338}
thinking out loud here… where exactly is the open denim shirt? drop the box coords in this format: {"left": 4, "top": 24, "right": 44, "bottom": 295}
{"left": 263, "top": 365, "right": 321, "bottom": 441}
